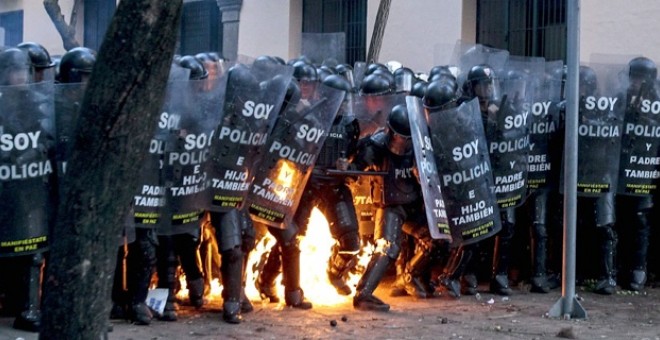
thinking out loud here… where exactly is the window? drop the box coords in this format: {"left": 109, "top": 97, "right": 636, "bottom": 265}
{"left": 84, "top": 0, "right": 116, "bottom": 50}
{"left": 180, "top": 0, "right": 222, "bottom": 56}
{"left": 302, "top": 0, "right": 367, "bottom": 65}
{"left": 0, "top": 10, "right": 23, "bottom": 47}
{"left": 477, "top": 0, "right": 566, "bottom": 61}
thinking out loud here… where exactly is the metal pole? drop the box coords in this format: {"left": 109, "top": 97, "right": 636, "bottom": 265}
{"left": 549, "top": 0, "right": 586, "bottom": 319}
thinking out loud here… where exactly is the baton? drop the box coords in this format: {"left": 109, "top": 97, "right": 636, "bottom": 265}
{"left": 325, "top": 169, "right": 388, "bottom": 176}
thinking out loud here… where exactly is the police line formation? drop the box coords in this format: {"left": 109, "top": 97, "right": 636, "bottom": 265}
{"left": 0, "top": 42, "right": 658, "bottom": 331}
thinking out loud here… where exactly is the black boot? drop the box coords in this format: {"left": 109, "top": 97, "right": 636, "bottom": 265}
{"left": 594, "top": 226, "right": 617, "bottom": 295}
{"left": 221, "top": 247, "right": 244, "bottom": 323}
{"left": 13, "top": 253, "right": 43, "bottom": 332}
{"left": 399, "top": 249, "right": 433, "bottom": 299}
{"left": 327, "top": 246, "right": 357, "bottom": 296}
{"left": 353, "top": 253, "right": 391, "bottom": 312}
{"left": 255, "top": 245, "right": 282, "bottom": 303}
{"left": 284, "top": 289, "right": 312, "bottom": 310}
{"left": 187, "top": 277, "right": 205, "bottom": 308}
{"left": 440, "top": 246, "right": 475, "bottom": 298}
{"left": 490, "top": 234, "right": 513, "bottom": 296}
{"left": 222, "top": 299, "right": 242, "bottom": 324}
{"left": 130, "top": 302, "right": 153, "bottom": 326}
{"left": 630, "top": 269, "right": 647, "bottom": 291}
{"left": 530, "top": 223, "right": 550, "bottom": 293}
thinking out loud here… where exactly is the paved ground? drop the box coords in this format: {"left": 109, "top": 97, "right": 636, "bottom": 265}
{"left": 1, "top": 283, "right": 659, "bottom": 340}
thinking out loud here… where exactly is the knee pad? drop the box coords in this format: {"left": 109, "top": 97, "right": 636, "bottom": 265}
{"left": 240, "top": 210, "right": 256, "bottom": 253}
{"left": 337, "top": 231, "right": 360, "bottom": 253}
{"left": 531, "top": 223, "right": 547, "bottom": 240}
{"left": 595, "top": 194, "right": 616, "bottom": 227}
{"left": 268, "top": 223, "right": 299, "bottom": 247}
{"left": 533, "top": 192, "right": 549, "bottom": 225}
{"left": 374, "top": 238, "right": 401, "bottom": 260}
{"left": 213, "top": 210, "right": 242, "bottom": 252}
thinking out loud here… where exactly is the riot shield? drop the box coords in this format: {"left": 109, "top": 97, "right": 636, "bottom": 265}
{"left": 428, "top": 99, "right": 501, "bottom": 246}
{"left": 528, "top": 60, "right": 563, "bottom": 191}
{"left": 353, "top": 92, "right": 406, "bottom": 138}
{"left": 573, "top": 63, "right": 625, "bottom": 197}
{"left": 350, "top": 175, "right": 379, "bottom": 237}
{"left": 158, "top": 75, "right": 226, "bottom": 236}
{"left": 0, "top": 82, "right": 55, "bottom": 257}
{"left": 206, "top": 62, "right": 293, "bottom": 212}
{"left": 54, "top": 82, "right": 86, "bottom": 177}
{"left": 618, "top": 63, "right": 660, "bottom": 196}
{"left": 406, "top": 96, "right": 451, "bottom": 241}
{"left": 484, "top": 58, "right": 535, "bottom": 208}
{"left": 452, "top": 42, "right": 509, "bottom": 87}
{"left": 247, "top": 82, "right": 345, "bottom": 228}
{"left": 301, "top": 32, "right": 346, "bottom": 65}
{"left": 353, "top": 61, "right": 367, "bottom": 91}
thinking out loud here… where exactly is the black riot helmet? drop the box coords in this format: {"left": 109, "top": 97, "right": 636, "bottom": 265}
{"left": 360, "top": 73, "right": 391, "bottom": 95}
{"left": 0, "top": 48, "right": 32, "bottom": 85}
{"left": 58, "top": 47, "right": 96, "bottom": 83}
{"left": 628, "top": 56, "right": 657, "bottom": 85}
{"left": 365, "top": 62, "right": 388, "bottom": 76}
{"left": 424, "top": 81, "right": 457, "bottom": 111}
{"left": 428, "top": 65, "right": 453, "bottom": 80}
{"left": 386, "top": 104, "right": 412, "bottom": 155}
{"left": 293, "top": 61, "right": 318, "bottom": 82}
{"left": 316, "top": 65, "right": 335, "bottom": 82}
{"left": 410, "top": 80, "right": 428, "bottom": 98}
{"left": 579, "top": 65, "right": 598, "bottom": 96}
{"left": 179, "top": 55, "right": 208, "bottom": 80}
{"left": 17, "top": 42, "right": 55, "bottom": 69}
{"left": 466, "top": 64, "right": 496, "bottom": 100}
{"left": 334, "top": 63, "right": 355, "bottom": 87}
{"left": 322, "top": 74, "right": 352, "bottom": 92}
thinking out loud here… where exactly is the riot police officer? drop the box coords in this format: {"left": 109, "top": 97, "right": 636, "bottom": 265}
{"left": 351, "top": 104, "right": 426, "bottom": 311}
{"left": 0, "top": 47, "right": 52, "bottom": 332}
{"left": 616, "top": 57, "right": 659, "bottom": 291}
{"left": 17, "top": 42, "right": 56, "bottom": 83}
{"left": 576, "top": 65, "right": 619, "bottom": 295}
{"left": 441, "top": 64, "right": 516, "bottom": 297}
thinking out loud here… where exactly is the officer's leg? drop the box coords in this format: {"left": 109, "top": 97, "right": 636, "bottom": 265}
{"left": 210, "top": 209, "right": 244, "bottom": 324}
{"left": 172, "top": 231, "right": 204, "bottom": 308}
{"left": 239, "top": 210, "right": 256, "bottom": 313}
{"left": 354, "top": 206, "right": 403, "bottom": 312}
{"left": 156, "top": 234, "right": 179, "bottom": 321}
{"left": 126, "top": 228, "right": 157, "bottom": 325}
{"left": 255, "top": 241, "right": 282, "bottom": 303}
{"left": 490, "top": 208, "right": 515, "bottom": 295}
{"left": 440, "top": 244, "right": 477, "bottom": 298}
{"left": 629, "top": 197, "right": 652, "bottom": 291}
{"left": 12, "top": 253, "right": 44, "bottom": 332}
{"left": 530, "top": 191, "right": 550, "bottom": 293}
{"left": 397, "top": 222, "right": 434, "bottom": 298}
{"left": 325, "top": 185, "right": 360, "bottom": 296}
{"left": 269, "top": 223, "right": 313, "bottom": 309}
{"left": 110, "top": 246, "right": 128, "bottom": 320}
{"left": 594, "top": 193, "right": 618, "bottom": 295}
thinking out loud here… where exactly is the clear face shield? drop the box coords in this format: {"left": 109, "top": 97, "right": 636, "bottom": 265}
{"left": 34, "top": 66, "right": 55, "bottom": 83}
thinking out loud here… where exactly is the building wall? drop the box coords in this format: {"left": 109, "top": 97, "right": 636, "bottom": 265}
{"left": 581, "top": 0, "right": 660, "bottom": 63}
{"left": 237, "top": 0, "right": 301, "bottom": 60}
{"left": 366, "top": 0, "right": 466, "bottom": 73}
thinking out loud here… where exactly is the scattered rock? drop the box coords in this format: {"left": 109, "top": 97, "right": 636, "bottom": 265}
{"left": 556, "top": 327, "right": 577, "bottom": 339}
{"left": 330, "top": 320, "right": 337, "bottom": 327}
{"left": 255, "top": 327, "right": 266, "bottom": 332}
{"left": 341, "top": 316, "right": 348, "bottom": 322}
{"left": 441, "top": 317, "right": 448, "bottom": 324}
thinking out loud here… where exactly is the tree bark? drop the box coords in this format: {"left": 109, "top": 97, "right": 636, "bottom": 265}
{"left": 43, "top": 0, "right": 82, "bottom": 51}
{"left": 367, "top": 0, "right": 392, "bottom": 63}
{"left": 40, "top": 1, "right": 182, "bottom": 339}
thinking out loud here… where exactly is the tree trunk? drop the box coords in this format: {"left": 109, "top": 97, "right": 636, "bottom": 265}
{"left": 40, "top": 1, "right": 182, "bottom": 339}
{"left": 43, "top": 0, "right": 82, "bottom": 51}
{"left": 367, "top": 0, "right": 392, "bottom": 63}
